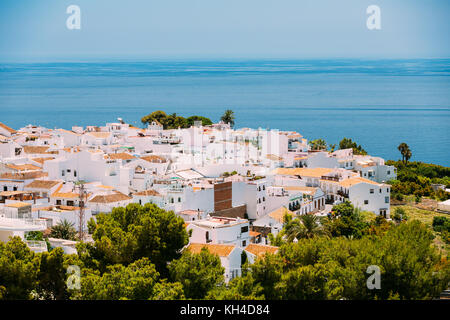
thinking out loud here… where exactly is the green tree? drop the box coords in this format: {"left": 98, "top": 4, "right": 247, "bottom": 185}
{"left": 186, "top": 115, "right": 213, "bottom": 127}
{"left": 151, "top": 280, "right": 185, "bottom": 300}
{"left": 35, "top": 248, "right": 69, "bottom": 300}
{"left": 220, "top": 109, "right": 235, "bottom": 128}
{"left": 323, "top": 201, "right": 369, "bottom": 239}
{"left": 141, "top": 110, "right": 168, "bottom": 127}
{"left": 249, "top": 253, "right": 284, "bottom": 300}
{"left": 398, "top": 143, "right": 412, "bottom": 165}
{"left": 87, "top": 217, "right": 97, "bottom": 235}
{"left": 74, "top": 258, "right": 159, "bottom": 300}
{"left": 309, "top": 139, "right": 328, "bottom": 151}
{"left": 90, "top": 203, "right": 189, "bottom": 275}
{"left": 0, "top": 237, "right": 38, "bottom": 299}
{"left": 168, "top": 248, "right": 225, "bottom": 299}
{"left": 206, "top": 274, "right": 264, "bottom": 300}
{"left": 339, "top": 138, "right": 367, "bottom": 155}
{"left": 50, "top": 219, "right": 77, "bottom": 240}
{"left": 392, "top": 207, "right": 408, "bottom": 223}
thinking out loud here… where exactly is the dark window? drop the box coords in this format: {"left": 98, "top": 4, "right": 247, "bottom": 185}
{"left": 364, "top": 200, "right": 369, "bottom": 205}
{"left": 370, "top": 189, "right": 374, "bottom": 194}
{"left": 241, "top": 226, "right": 249, "bottom": 233}
{"left": 56, "top": 200, "right": 62, "bottom": 205}
{"left": 13, "top": 187, "right": 17, "bottom": 191}
{"left": 3, "top": 186, "right": 7, "bottom": 191}
{"left": 242, "top": 240, "right": 246, "bottom": 247}
{"left": 74, "top": 170, "right": 77, "bottom": 177}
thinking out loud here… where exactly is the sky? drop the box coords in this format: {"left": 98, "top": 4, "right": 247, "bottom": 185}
{"left": 0, "top": 0, "right": 449, "bottom": 61}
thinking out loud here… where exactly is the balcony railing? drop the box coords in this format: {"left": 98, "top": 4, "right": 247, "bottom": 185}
{"left": 25, "top": 240, "right": 48, "bottom": 253}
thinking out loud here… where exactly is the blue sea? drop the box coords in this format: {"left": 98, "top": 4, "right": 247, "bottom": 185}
{"left": 0, "top": 59, "right": 449, "bottom": 166}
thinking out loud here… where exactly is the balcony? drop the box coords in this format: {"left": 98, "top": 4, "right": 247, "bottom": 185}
{"left": 25, "top": 240, "right": 48, "bottom": 253}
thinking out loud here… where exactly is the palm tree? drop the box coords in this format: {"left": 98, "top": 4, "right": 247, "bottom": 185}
{"left": 309, "top": 139, "right": 327, "bottom": 151}
{"left": 397, "top": 142, "right": 412, "bottom": 165}
{"left": 298, "top": 214, "right": 329, "bottom": 238}
{"left": 220, "top": 109, "right": 235, "bottom": 128}
{"left": 50, "top": 219, "right": 77, "bottom": 240}
{"left": 283, "top": 214, "right": 328, "bottom": 242}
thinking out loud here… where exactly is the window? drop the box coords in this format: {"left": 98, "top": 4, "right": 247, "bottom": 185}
{"left": 178, "top": 197, "right": 181, "bottom": 202}
{"left": 379, "top": 189, "right": 382, "bottom": 193}
{"left": 62, "top": 170, "right": 65, "bottom": 176}
{"left": 67, "top": 200, "right": 75, "bottom": 206}
{"left": 205, "top": 231, "right": 210, "bottom": 242}
{"left": 370, "top": 189, "right": 374, "bottom": 194}
{"left": 13, "top": 186, "right": 17, "bottom": 191}
{"left": 3, "top": 186, "right": 7, "bottom": 191}
{"left": 385, "top": 197, "right": 389, "bottom": 203}
{"left": 74, "top": 170, "right": 77, "bottom": 177}
{"left": 387, "top": 188, "right": 390, "bottom": 193}
{"left": 364, "top": 200, "right": 369, "bottom": 205}
{"left": 387, "top": 170, "right": 391, "bottom": 175}
{"left": 56, "top": 200, "right": 62, "bottom": 205}
{"left": 241, "top": 226, "right": 248, "bottom": 233}
{"left": 242, "top": 240, "right": 246, "bottom": 247}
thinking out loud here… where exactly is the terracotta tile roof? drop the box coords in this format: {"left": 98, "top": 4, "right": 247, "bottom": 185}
{"left": 0, "top": 191, "right": 28, "bottom": 197}
{"left": 31, "top": 157, "right": 55, "bottom": 165}
{"left": 268, "top": 206, "right": 293, "bottom": 223}
{"left": 0, "top": 171, "right": 48, "bottom": 180}
{"left": 23, "top": 146, "right": 52, "bottom": 154}
{"left": 0, "top": 122, "right": 16, "bottom": 134}
{"left": 245, "top": 244, "right": 278, "bottom": 257}
{"left": 186, "top": 243, "right": 236, "bottom": 257}
{"left": 6, "top": 163, "right": 42, "bottom": 172}
{"left": 57, "top": 128, "right": 80, "bottom": 136}
{"left": 51, "top": 184, "right": 78, "bottom": 198}
{"left": 89, "top": 192, "right": 132, "bottom": 203}
{"left": 273, "top": 167, "right": 334, "bottom": 178}
{"left": 266, "top": 154, "right": 283, "bottom": 161}
{"left": 87, "top": 132, "right": 111, "bottom": 139}
{"left": 339, "top": 177, "right": 380, "bottom": 188}
{"left": 133, "top": 189, "right": 161, "bottom": 196}
{"left": 106, "top": 153, "right": 136, "bottom": 160}
{"left": 25, "top": 180, "right": 61, "bottom": 190}
{"left": 52, "top": 192, "right": 79, "bottom": 199}
{"left": 5, "top": 201, "right": 31, "bottom": 208}
{"left": 97, "top": 185, "right": 115, "bottom": 189}
{"left": 141, "top": 155, "right": 167, "bottom": 163}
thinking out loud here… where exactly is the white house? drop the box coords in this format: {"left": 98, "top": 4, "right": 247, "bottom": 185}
{"left": 187, "top": 216, "right": 250, "bottom": 248}
{"left": 186, "top": 243, "right": 243, "bottom": 283}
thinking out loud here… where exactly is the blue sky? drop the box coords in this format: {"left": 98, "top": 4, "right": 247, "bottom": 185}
{"left": 0, "top": 0, "right": 449, "bottom": 61}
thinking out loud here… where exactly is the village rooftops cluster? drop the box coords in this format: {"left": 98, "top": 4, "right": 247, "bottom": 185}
{"left": 0, "top": 119, "right": 397, "bottom": 279}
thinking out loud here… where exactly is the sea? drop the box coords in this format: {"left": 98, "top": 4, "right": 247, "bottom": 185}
{"left": 0, "top": 59, "right": 449, "bottom": 166}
